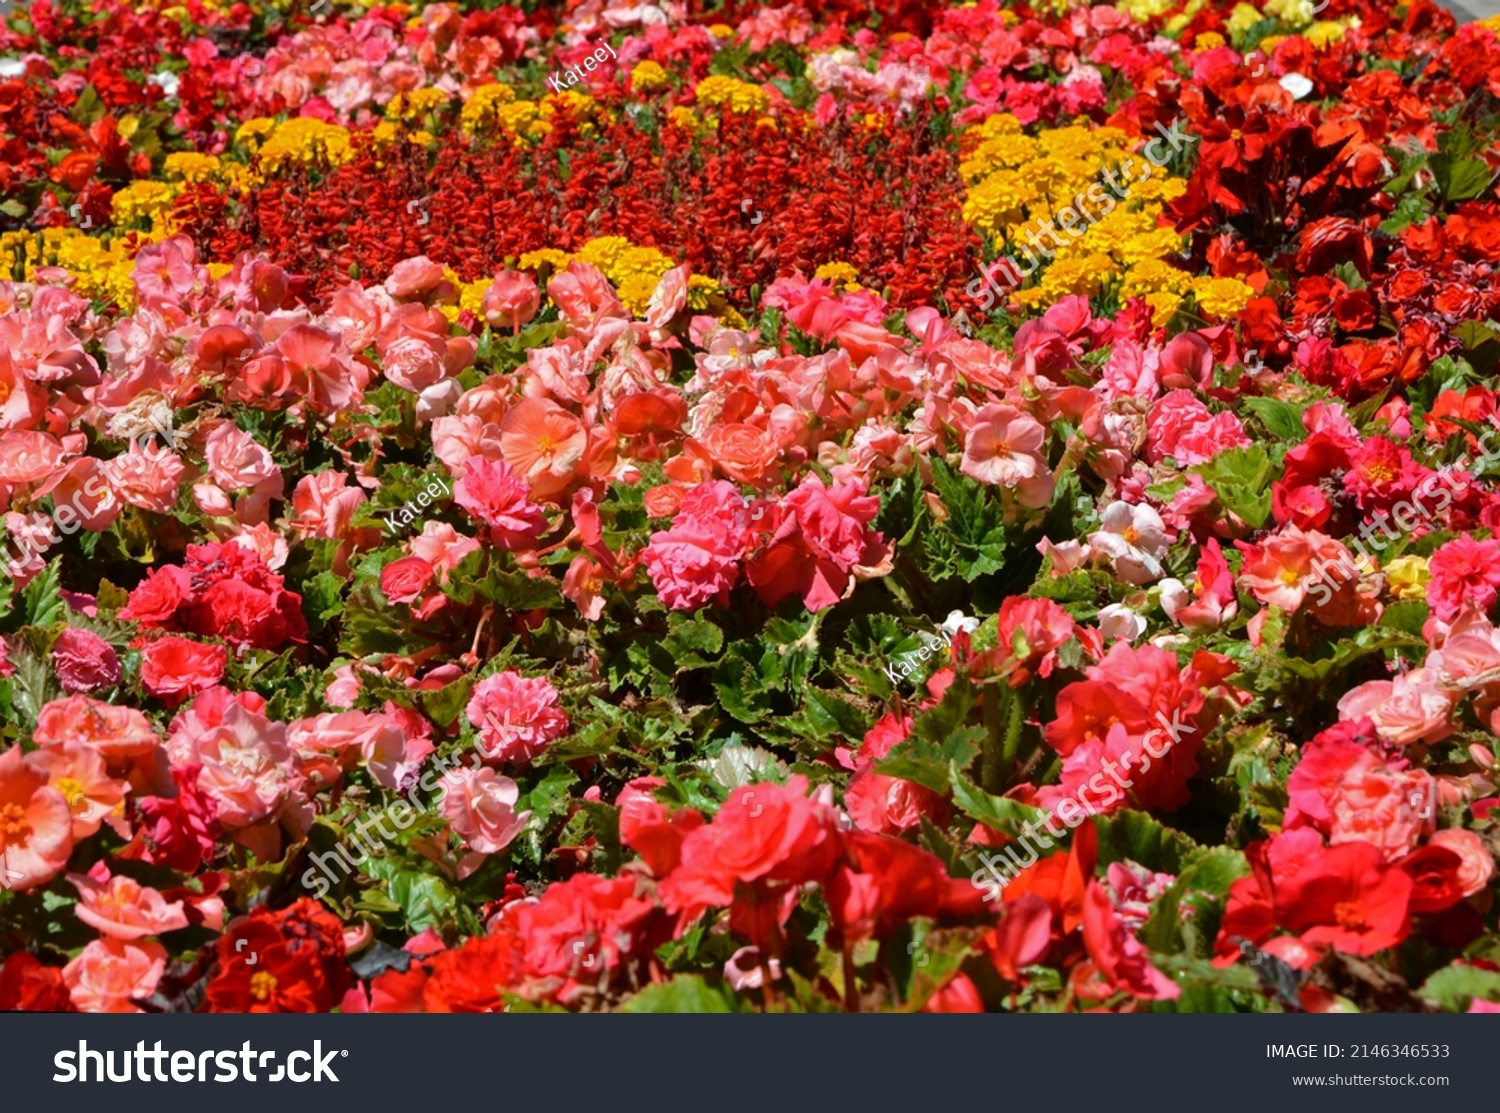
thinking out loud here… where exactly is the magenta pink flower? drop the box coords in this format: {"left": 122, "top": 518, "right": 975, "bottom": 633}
{"left": 466, "top": 671, "right": 570, "bottom": 765}
{"left": 453, "top": 457, "right": 547, "bottom": 549}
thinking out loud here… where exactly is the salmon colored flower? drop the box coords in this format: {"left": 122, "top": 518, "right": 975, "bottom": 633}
{"left": 498, "top": 397, "right": 588, "bottom": 501}
{"left": 0, "top": 745, "right": 73, "bottom": 890}
{"left": 63, "top": 939, "right": 167, "bottom": 1013}
{"left": 440, "top": 765, "right": 531, "bottom": 855}
{"left": 68, "top": 867, "right": 189, "bottom": 940}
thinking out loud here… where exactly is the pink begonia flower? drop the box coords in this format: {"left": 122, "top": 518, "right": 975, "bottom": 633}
{"left": 0, "top": 745, "right": 74, "bottom": 889}
{"left": 186, "top": 702, "right": 295, "bottom": 829}
{"left": 483, "top": 270, "right": 541, "bottom": 334}
{"left": 466, "top": 671, "right": 570, "bottom": 765}
{"left": 1427, "top": 535, "right": 1500, "bottom": 624}
{"left": 69, "top": 868, "right": 189, "bottom": 940}
{"left": 960, "top": 402, "right": 1055, "bottom": 508}
{"left": 1088, "top": 500, "right": 1173, "bottom": 585}
{"left": 440, "top": 765, "right": 531, "bottom": 854}
{"left": 453, "top": 457, "right": 547, "bottom": 548}
{"left": 1430, "top": 829, "right": 1495, "bottom": 897}
{"left": 642, "top": 480, "right": 749, "bottom": 611}
{"left": 1337, "top": 668, "right": 1455, "bottom": 746}
{"left": 1145, "top": 389, "right": 1252, "bottom": 466}
{"left": 50, "top": 627, "right": 121, "bottom": 693}
{"left": 24, "top": 740, "right": 127, "bottom": 839}
{"left": 63, "top": 939, "right": 167, "bottom": 1013}
{"left": 409, "top": 520, "right": 481, "bottom": 582}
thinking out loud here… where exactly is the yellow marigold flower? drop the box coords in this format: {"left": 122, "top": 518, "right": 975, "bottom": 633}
{"left": 1259, "top": 34, "right": 1288, "bottom": 50}
{"left": 1303, "top": 20, "right": 1345, "bottom": 47}
{"left": 959, "top": 134, "right": 1041, "bottom": 181}
{"left": 966, "top": 113, "right": 1024, "bottom": 144}
{"left": 694, "top": 75, "right": 771, "bottom": 115}
{"left": 631, "top": 60, "right": 670, "bottom": 92}
{"left": 370, "top": 120, "right": 400, "bottom": 149}
{"left": 460, "top": 83, "right": 518, "bottom": 134}
{"left": 686, "top": 274, "right": 723, "bottom": 310}
{"left": 255, "top": 118, "right": 354, "bottom": 173}
{"left": 1482, "top": 12, "right": 1500, "bottom": 31}
{"left": 616, "top": 272, "right": 660, "bottom": 316}
{"left": 1226, "top": 2, "right": 1263, "bottom": 33}
{"left": 1121, "top": 258, "right": 1190, "bottom": 297}
{"left": 1192, "top": 275, "right": 1256, "bottom": 319}
{"left": 436, "top": 304, "right": 463, "bottom": 324}
{"left": 207, "top": 262, "right": 233, "bottom": 280}
{"left": 963, "top": 170, "right": 1037, "bottom": 238}
{"left": 112, "top": 181, "right": 178, "bottom": 229}
{"left": 575, "top": 236, "right": 633, "bottom": 275}
{"left": 1194, "top": 31, "right": 1227, "bottom": 48}
{"left": 519, "top": 248, "right": 572, "bottom": 273}
{"left": 162, "top": 152, "right": 222, "bottom": 183}
{"left": 1145, "top": 291, "right": 1183, "bottom": 328}
{"left": 493, "top": 100, "right": 555, "bottom": 145}
{"left": 814, "top": 262, "right": 861, "bottom": 290}
{"left": 708, "top": 23, "right": 735, "bottom": 38}
{"left": 1264, "top": 0, "right": 1315, "bottom": 23}
{"left": 668, "top": 106, "right": 705, "bottom": 133}
{"left": 719, "top": 306, "right": 749, "bottom": 328}
{"left": 118, "top": 115, "right": 141, "bottom": 140}
{"left": 1384, "top": 555, "right": 1431, "bottom": 601}
{"left": 459, "top": 278, "right": 490, "bottom": 315}
{"left": 614, "top": 245, "right": 675, "bottom": 280}
{"left": 1121, "top": 0, "right": 1179, "bottom": 24}
{"left": 1133, "top": 175, "right": 1187, "bottom": 203}
{"left": 235, "top": 118, "right": 277, "bottom": 147}
{"left": 389, "top": 87, "right": 449, "bottom": 120}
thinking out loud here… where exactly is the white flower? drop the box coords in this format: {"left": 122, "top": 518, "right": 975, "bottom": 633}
{"left": 1279, "top": 72, "right": 1314, "bottom": 100}
{"left": 1097, "top": 604, "right": 1147, "bottom": 644}
{"left": 1089, "top": 501, "right": 1174, "bottom": 586}
{"left": 0, "top": 59, "right": 27, "bottom": 78}
{"left": 940, "top": 610, "right": 981, "bottom": 638}
{"left": 148, "top": 71, "right": 181, "bottom": 98}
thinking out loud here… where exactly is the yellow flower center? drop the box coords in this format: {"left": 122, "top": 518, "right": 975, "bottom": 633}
{"left": 249, "top": 972, "right": 278, "bottom": 1002}
{"left": 55, "top": 777, "right": 87, "bottom": 811}
{"left": 0, "top": 801, "right": 29, "bottom": 839}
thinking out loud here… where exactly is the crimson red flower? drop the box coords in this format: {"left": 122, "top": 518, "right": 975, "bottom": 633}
{"left": 0, "top": 953, "right": 75, "bottom": 1012}
{"left": 140, "top": 637, "right": 227, "bottom": 704}
{"left": 202, "top": 899, "right": 349, "bottom": 1013}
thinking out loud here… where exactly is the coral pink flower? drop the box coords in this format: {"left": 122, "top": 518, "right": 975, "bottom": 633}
{"left": 1429, "top": 829, "right": 1495, "bottom": 897}
{"left": 746, "top": 473, "right": 887, "bottom": 612}
{"left": 466, "top": 671, "right": 570, "bottom": 765}
{"left": 33, "top": 695, "right": 160, "bottom": 761}
{"left": 187, "top": 702, "right": 294, "bottom": 829}
{"left": 1427, "top": 535, "right": 1500, "bottom": 623}
{"left": 50, "top": 627, "right": 121, "bottom": 693}
{"left": 63, "top": 939, "right": 167, "bottom": 1013}
{"left": 0, "top": 745, "right": 73, "bottom": 889}
{"left": 69, "top": 868, "right": 188, "bottom": 940}
{"left": 498, "top": 398, "right": 588, "bottom": 500}
{"left": 960, "top": 403, "right": 1054, "bottom": 508}
{"left": 101, "top": 440, "right": 185, "bottom": 515}
{"left": 642, "top": 480, "right": 749, "bottom": 611}
{"left": 440, "top": 766, "right": 531, "bottom": 854}
{"left": 1337, "top": 668, "right": 1454, "bottom": 746}
{"left": 453, "top": 457, "right": 547, "bottom": 549}
{"left": 381, "top": 555, "right": 435, "bottom": 605}
{"left": 24, "top": 741, "right": 126, "bottom": 839}
{"left": 482, "top": 270, "right": 541, "bottom": 334}
{"left": 409, "top": 520, "right": 481, "bottom": 581}
{"left": 1145, "top": 389, "right": 1251, "bottom": 466}
{"left": 1261, "top": 830, "right": 1414, "bottom": 956}
{"left": 1082, "top": 881, "right": 1180, "bottom": 1000}
{"left": 140, "top": 637, "right": 228, "bottom": 704}
{"left": 660, "top": 776, "right": 842, "bottom": 929}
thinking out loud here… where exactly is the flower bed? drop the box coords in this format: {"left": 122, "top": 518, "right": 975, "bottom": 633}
{"left": 2, "top": 0, "right": 1500, "bottom": 1014}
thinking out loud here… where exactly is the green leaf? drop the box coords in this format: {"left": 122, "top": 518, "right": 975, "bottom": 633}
{"left": 1240, "top": 397, "right": 1307, "bottom": 443}
{"left": 1094, "top": 809, "right": 1200, "bottom": 874}
{"left": 925, "top": 457, "right": 1008, "bottom": 580}
{"left": 20, "top": 559, "right": 65, "bottom": 629}
{"left": 1418, "top": 964, "right": 1500, "bottom": 1012}
{"left": 618, "top": 975, "right": 749, "bottom": 1013}
{"left": 661, "top": 614, "right": 724, "bottom": 668}
{"left": 947, "top": 763, "right": 1049, "bottom": 837}
{"left": 1193, "top": 445, "right": 1277, "bottom": 529}
{"left": 1431, "top": 153, "right": 1493, "bottom": 202}
{"left": 361, "top": 857, "right": 459, "bottom": 934}
{"left": 301, "top": 570, "right": 346, "bottom": 633}
{"left": 1142, "top": 846, "right": 1250, "bottom": 956}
